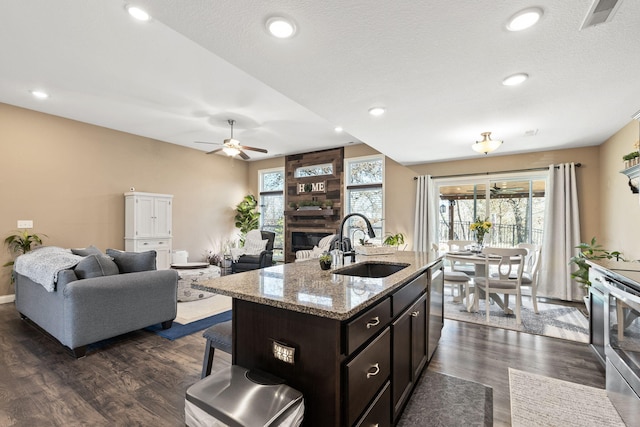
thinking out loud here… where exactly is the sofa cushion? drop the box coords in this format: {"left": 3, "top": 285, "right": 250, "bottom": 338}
{"left": 106, "top": 249, "right": 157, "bottom": 273}
{"left": 70, "top": 245, "right": 103, "bottom": 257}
{"left": 74, "top": 254, "right": 119, "bottom": 279}
{"left": 244, "top": 238, "right": 268, "bottom": 255}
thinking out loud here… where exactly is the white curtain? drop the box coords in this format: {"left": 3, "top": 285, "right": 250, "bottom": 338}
{"left": 539, "top": 163, "right": 582, "bottom": 301}
{"left": 414, "top": 175, "right": 438, "bottom": 252}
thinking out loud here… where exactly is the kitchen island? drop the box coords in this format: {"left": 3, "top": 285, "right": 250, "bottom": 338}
{"left": 195, "top": 251, "right": 443, "bottom": 426}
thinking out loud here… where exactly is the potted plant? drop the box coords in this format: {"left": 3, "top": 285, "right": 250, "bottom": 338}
{"left": 569, "top": 237, "right": 624, "bottom": 311}
{"left": 383, "top": 232, "right": 405, "bottom": 250}
{"left": 4, "top": 230, "right": 47, "bottom": 283}
{"left": 319, "top": 252, "right": 332, "bottom": 270}
{"left": 623, "top": 151, "right": 640, "bottom": 169}
{"left": 234, "top": 194, "right": 260, "bottom": 245}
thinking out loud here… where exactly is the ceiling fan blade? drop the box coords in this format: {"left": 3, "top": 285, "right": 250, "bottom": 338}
{"left": 239, "top": 150, "right": 250, "bottom": 160}
{"left": 239, "top": 145, "right": 268, "bottom": 153}
{"left": 195, "top": 141, "right": 221, "bottom": 145}
{"left": 206, "top": 148, "right": 224, "bottom": 155}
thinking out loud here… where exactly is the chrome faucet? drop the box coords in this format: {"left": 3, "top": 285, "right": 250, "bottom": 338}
{"left": 338, "top": 213, "right": 376, "bottom": 262}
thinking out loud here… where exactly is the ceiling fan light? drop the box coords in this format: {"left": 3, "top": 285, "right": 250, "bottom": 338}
{"left": 471, "top": 132, "right": 503, "bottom": 155}
{"left": 222, "top": 146, "right": 241, "bottom": 157}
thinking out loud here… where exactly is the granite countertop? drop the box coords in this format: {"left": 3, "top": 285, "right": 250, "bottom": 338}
{"left": 194, "top": 251, "right": 441, "bottom": 320}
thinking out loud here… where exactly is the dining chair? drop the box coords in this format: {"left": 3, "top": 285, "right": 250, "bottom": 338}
{"left": 474, "top": 247, "right": 527, "bottom": 324}
{"left": 444, "top": 240, "right": 475, "bottom": 302}
{"left": 517, "top": 243, "right": 542, "bottom": 314}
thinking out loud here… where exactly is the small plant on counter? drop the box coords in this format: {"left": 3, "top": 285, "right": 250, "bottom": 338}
{"left": 383, "top": 232, "right": 405, "bottom": 250}
{"left": 569, "top": 237, "right": 625, "bottom": 290}
{"left": 319, "top": 252, "right": 332, "bottom": 270}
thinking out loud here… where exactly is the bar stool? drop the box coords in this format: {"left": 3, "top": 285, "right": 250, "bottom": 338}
{"left": 201, "top": 320, "right": 232, "bottom": 379}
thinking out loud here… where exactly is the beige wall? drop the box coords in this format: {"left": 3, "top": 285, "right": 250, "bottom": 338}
{"left": 598, "top": 120, "right": 640, "bottom": 258}
{"left": 407, "top": 146, "right": 602, "bottom": 246}
{"left": 0, "top": 103, "right": 248, "bottom": 296}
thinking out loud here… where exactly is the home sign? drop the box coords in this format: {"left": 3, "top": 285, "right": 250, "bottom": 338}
{"left": 297, "top": 181, "right": 326, "bottom": 194}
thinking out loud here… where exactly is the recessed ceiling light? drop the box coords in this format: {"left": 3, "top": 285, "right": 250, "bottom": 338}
{"left": 502, "top": 73, "right": 529, "bottom": 86}
{"left": 506, "top": 8, "right": 543, "bottom": 31}
{"left": 368, "top": 107, "right": 386, "bottom": 117}
{"left": 30, "top": 90, "right": 49, "bottom": 99}
{"left": 266, "top": 17, "right": 296, "bottom": 38}
{"left": 334, "top": 126, "right": 343, "bottom": 133}
{"left": 126, "top": 5, "right": 151, "bottom": 22}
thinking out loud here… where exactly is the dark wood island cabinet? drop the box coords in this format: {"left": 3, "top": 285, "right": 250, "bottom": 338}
{"left": 196, "top": 251, "right": 443, "bottom": 426}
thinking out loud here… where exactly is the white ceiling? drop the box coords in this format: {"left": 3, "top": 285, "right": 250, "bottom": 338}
{"left": 1, "top": 0, "right": 639, "bottom": 165}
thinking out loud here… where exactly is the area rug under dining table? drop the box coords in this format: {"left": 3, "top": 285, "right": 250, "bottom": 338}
{"left": 444, "top": 294, "right": 589, "bottom": 343}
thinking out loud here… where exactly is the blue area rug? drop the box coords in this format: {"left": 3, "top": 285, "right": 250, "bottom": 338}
{"left": 145, "top": 310, "right": 232, "bottom": 340}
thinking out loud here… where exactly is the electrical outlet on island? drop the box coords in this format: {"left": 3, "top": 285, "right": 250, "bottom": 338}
{"left": 17, "top": 220, "right": 33, "bottom": 229}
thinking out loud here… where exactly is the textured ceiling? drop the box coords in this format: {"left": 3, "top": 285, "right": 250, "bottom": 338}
{"left": 1, "top": 0, "right": 639, "bottom": 164}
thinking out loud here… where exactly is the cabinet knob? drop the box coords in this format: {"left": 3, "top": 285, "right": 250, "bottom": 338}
{"left": 143, "top": 242, "right": 148, "bottom": 245}
{"left": 410, "top": 311, "right": 420, "bottom": 317}
{"left": 366, "top": 363, "right": 380, "bottom": 379}
{"left": 366, "top": 316, "right": 380, "bottom": 329}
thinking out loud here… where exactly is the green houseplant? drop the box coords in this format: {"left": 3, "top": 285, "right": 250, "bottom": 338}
{"left": 234, "top": 194, "right": 260, "bottom": 245}
{"left": 4, "top": 230, "right": 47, "bottom": 268}
{"left": 569, "top": 237, "right": 624, "bottom": 290}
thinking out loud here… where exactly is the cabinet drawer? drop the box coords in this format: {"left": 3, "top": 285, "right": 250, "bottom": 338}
{"left": 345, "top": 327, "right": 391, "bottom": 427}
{"left": 135, "top": 239, "right": 170, "bottom": 250}
{"left": 392, "top": 273, "right": 426, "bottom": 316}
{"left": 355, "top": 381, "right": 391, "bottom": 427}
{"left": 346, "top": 298, "right": 391, "bottom": 354}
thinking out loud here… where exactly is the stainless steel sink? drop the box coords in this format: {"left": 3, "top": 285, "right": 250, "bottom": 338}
{"left": 333, "top": 262, "right": 409, "bottom": 278}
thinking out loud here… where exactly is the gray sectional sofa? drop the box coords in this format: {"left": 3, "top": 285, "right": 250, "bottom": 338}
{"left": 14, "top": 246, "right": 178, "bottom": 357}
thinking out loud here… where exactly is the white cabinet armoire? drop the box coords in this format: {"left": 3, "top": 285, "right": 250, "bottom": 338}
{"left": 124, "top": 192, "right": 173, "bottom": 269}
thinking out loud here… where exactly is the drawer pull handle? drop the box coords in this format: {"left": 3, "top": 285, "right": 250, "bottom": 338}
{"left": 411, "top": 311, "right": 420, "bottom": 317}
{"left": 366, "top": 317, "right": 380, "bottom": 329}
{"left": 366, "top": 363, "right": 380, "bottom": 379}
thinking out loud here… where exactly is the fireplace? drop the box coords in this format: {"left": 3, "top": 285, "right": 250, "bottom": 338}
{"left": 291, "top": 231, "right": 333, "bottom": 253}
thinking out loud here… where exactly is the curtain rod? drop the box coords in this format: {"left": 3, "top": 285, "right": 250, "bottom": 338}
{"left": 413, "top": 163, "right": 582, "bottom": 180}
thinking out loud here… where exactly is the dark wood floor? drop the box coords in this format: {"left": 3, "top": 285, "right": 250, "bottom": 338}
{"left": 0, "top": 302, "right": 604, "bottom": 426}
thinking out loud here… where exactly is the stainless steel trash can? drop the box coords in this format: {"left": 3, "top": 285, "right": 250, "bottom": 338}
{"left": 185, "top": 365, "right": 304, "bottom": 427}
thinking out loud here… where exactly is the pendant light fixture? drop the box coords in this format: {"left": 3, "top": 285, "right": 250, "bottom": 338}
{"left": 472, "top": 132, "right": 503, "bottom": 155}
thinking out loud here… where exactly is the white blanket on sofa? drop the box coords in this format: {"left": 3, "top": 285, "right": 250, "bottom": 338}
{"left": 14, "top": 246, "right": 83, "bottom": 292}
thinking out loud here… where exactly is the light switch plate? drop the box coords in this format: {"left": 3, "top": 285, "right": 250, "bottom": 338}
{"left": 17, "top": 220, "right": 33, "bottom": 229}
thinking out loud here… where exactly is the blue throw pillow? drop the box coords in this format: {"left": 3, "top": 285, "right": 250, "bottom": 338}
{"left": 106, "top": 249, "right": 157, "bottom": 273}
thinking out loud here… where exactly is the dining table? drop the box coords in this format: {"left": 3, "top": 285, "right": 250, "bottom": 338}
{"left": 444, "top": 250, "right": 516, "bottom": 314}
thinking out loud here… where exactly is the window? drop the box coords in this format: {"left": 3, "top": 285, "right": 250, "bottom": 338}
{"left": 344, "top": 156, "right": 384, "bottom": 245}
{"left": 294, "top": 163, "right": 333, "bottom": 178}
{"left": 259, "top": 168, "right": 284, "bottom": 261}
{"left": 436, "top": 172, "right": 547, "bottom": 247}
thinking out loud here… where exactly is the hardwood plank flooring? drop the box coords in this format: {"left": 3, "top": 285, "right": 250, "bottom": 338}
{"left": 0, "top": 302, "right": 604, "bottom": 426}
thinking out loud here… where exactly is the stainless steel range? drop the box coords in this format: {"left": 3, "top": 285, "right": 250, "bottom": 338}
{"left": 594, "top": 264, "right": 640, "bottom": 425}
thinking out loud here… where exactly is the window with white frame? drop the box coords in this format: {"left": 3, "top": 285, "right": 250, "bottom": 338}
{"left": 259, "top": 168, "right": 284, "bottom": 261}
{"left": 344, "top": 156, "right": 384, "bottom": 245}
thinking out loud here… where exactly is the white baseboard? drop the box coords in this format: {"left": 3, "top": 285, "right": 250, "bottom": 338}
{"left": 0, "top": 294, "right": 15, "bottom": 304}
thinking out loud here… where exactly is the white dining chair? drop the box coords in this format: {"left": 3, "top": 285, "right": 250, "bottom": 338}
{"left": 444, "top": 240, "right": 475, "bottom": 302}
{"left": 474, "top": 247, "right": 527, "bottom": 324}
{"left": 517, "top": 243, "right": 542, "bottom": 314}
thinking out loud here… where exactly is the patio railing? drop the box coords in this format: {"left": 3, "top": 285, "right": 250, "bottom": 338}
{"left": 439, "top": 221, "right": 543, "bottom": 246}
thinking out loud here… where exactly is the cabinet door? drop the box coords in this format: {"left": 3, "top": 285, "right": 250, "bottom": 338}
{"left": 153, "top": 197, "right": 172, "bottom": 237}
{"left": 411, "top": 294, "right": 428, "bottom": 379}
{"left": 135, "top": 196, "right": 155, "bottom": 237}
{"left": 392, "top": 307, "right": 412, "bottom": 422}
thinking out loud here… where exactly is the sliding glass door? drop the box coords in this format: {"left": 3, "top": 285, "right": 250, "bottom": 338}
{"left": 436, "top": 172, "right": 547, "bottom": 247}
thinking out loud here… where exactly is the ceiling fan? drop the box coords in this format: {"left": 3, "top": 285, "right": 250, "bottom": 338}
{"left": 465, "top": 183, "right": 525, "bottom": 195}
{"left": 195, "top": 119, "right": 268, "bottom": 160}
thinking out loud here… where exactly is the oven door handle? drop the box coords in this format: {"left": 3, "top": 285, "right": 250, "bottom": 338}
{"left": 604, "top": 280, "right": 640, "bottom": 311}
